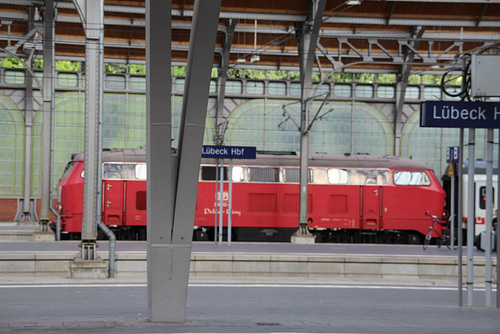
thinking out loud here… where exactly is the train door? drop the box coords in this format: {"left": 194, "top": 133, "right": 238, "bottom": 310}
{"left": 103, "top": 179, "right": 124, "bottom": 225}
{"left": 474, "top": 177, "right": 496, "bottom": 235}
{"left": 361, "top": 186, "right": 381, "bottom": 229}
{"left": 124, "top": 180, "right": 147, "bottom": 226}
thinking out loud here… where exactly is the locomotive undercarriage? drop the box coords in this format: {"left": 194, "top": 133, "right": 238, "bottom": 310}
{"left": 58, "top": 224, "right": 422, "bottom": 244}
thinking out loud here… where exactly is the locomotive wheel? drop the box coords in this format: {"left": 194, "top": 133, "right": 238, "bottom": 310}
{"left": 407, "top": 233, "right": 420, "bottom": 244}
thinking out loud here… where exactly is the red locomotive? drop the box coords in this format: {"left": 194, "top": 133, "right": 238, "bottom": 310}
{"left": 54, "top": 148, "right": 446, "bottom": 243}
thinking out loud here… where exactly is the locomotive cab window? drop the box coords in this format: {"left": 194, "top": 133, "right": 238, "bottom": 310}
{"left": 393, "top": 171, "right": 431, "bottom": 186}
{"left": 61, "top": 162, "right": 75, "bottom": 179}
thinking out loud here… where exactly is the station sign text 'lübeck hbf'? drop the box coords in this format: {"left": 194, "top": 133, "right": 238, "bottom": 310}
{"left": 202, "top": 145, "right": 257, "bottom": 159}
{"left": 420, "top": 101, "right": 500, "bottom": 128}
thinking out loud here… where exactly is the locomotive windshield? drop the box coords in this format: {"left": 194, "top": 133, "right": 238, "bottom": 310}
{"left": 393, "top": 171, "right": 431, "bottom": 186}
{"left": 60, "top": 162, "right": 75, "bottom": 179}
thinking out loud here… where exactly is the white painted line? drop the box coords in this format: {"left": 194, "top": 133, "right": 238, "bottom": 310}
{"left": 0, "top": 282, "right": 478, "bottom": 291}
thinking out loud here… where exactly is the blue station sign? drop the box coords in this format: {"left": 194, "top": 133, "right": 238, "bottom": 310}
{"left": 202, "top": 145, "right": 257, "bottom": 159}
{"left": 420, "top": 101, "right": 500, "bottom": 128}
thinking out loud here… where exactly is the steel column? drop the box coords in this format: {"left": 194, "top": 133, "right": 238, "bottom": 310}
{"left": 215, "top": 19, "right": 237, "bottom": 144}
{"left": 296, "top": 0, "right": 326, "bottom": 233}
{"left": 39, "top": 0, "right": 55, "bottom": 229}
{"left": 21, "top": 51, "right": 35, "bottom": 221}
{"left": 466, "top": 129, "right": 475, "bottom": 306}
{"left": 80, "top": 0, "right": 104, "bottom": 253}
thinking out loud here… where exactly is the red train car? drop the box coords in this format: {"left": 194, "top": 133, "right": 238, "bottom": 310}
{"left": 54, "top": 148, "right": 446, "bottom": 243}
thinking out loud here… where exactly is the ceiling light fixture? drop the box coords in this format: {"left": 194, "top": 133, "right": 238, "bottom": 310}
{"left": 346, "top": 0, "right": 361, "bottom": 5}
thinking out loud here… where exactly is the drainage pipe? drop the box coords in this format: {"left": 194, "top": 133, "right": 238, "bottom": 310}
{"left": 97, "top": 221, "right": 116, "bottom": 278}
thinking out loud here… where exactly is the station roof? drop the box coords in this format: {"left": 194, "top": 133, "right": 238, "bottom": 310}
{"left": 1, "top": 0, "right": 500, "bottom": 72}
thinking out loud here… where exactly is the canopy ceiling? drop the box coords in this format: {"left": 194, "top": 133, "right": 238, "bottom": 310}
{"left": 1, "top": 0, "right": 499, "bottom": 73}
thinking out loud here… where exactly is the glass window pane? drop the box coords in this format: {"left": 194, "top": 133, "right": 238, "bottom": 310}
{"left": 333, "top": 84, "right": 351, "bottom": 98}
{"left": 313, "top": 83, "right": 330, "bottom": 96}
{"left": 377, "top": 86, "right": 395, "bottom": 99}
{"left": 246, "top": 81, "right": 264, "bottom": 95}
{"left": 290, "top": 83, "right": 301, "bottom": 96}
{"left": 405, "top": 86, "right": 420, "bottom": 99}
{"left": 201, "top": 166, "right": 228, "bottom": 181}
{"left": 5, "top": 70, "right": 25, "bottom": 84}
{"left": 175, "top": 78, "right": 185, "bottom": 92}
{"left": 423, "top": 87, "right": 441, "bottom": 100}
{"left": 210, "top": 80, "right": 217, "bottom": 93}
{"left": 248, "top": 167, "right": 280, "bottom": 182}
{"left": 130, "top": 76, "right": 146, "bottom": 90}
{"left": 394, "top": 171, "right": 430, "bottom": 186}
{"left": 58, "top": 73, "right": 78, "bottom": 87}
{"left": 105, "top": 75, "right": 126, "bottom": 89}
{"left": 268, "top": 82, "right": 286, "bottom": 95}
{"left": 135, "top": 163, "right": 147, "bottom": 180}
{"left": 226, "top": 80, "right": 242, "bottom": 94}
{"left": 355, "top": 85, "right": 373, "bottom": 98}
{"left": 328, "top": 168, "right": 348, "bottom": 184}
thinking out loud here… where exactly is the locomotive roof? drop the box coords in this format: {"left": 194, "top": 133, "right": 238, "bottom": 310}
{"left": 71, "top": 148, "right": 430, "bottom": 170}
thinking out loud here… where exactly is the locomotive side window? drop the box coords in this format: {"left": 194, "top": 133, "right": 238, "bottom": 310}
{"left": 200, "top": 166, "right": 228, "bottom": 181}
{"left": 393, "top": 171, "right": 431, "bottom": 186}
{"left": 283, "top": 168, "right": 313, "bottom": 183}
{"left": 479, "top": 186, "right": 495, "bottom": 209}
{"left": 135, "top": 163, "right": 147, "bottom": 180}
{"left": 248, "top": 167, "right": 280, "bottom": 182}
{"left": 103, "top": 163, "right": 137, "bottom": 180}
{"left": 328, "top": 168, "right": 348, "bottom": 184}
{"left": 232, "top": 166, "right": 244, "bottom": 182}
{"left": 328, "top": 168, "right": 390, "bottom": 185}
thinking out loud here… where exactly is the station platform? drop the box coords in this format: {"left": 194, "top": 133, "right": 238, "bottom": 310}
{"left": 1, "top": 223, "right": 499, "bottom": 334}
{"left": 0, "top": 222, "right": 496, "bottom": 283}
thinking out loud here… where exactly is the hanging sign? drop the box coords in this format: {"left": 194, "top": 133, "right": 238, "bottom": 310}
{"left": 420, "top": 101, "right": 500, "bottom": 128}
{"left": 202, "top": 146, "right": 257, "bottom": 159}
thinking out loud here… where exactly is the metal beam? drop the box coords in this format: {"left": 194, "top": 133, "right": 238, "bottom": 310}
{"left": 216, "top": 19, "right": 237, "bottom": 143}
{"left": 393, "top": 26, "right": 425, "bottom": 156}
